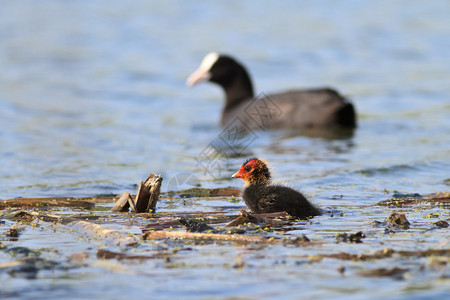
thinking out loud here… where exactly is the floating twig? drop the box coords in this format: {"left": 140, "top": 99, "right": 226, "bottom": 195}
{"left": 111, "top": 192, "right": 135, "bottom": 212}
{"left": 0, "top": 198, "right": 94, "bottom": 209}
{"left": 135, "top": 173, "right": 163, "bottom": 212}
{"left": 13, "top": 211, "right": 139, "bottom": 247}
{"left": 376, "top": 191, "right": 450, "bottom": 208}
{"left": 69, "top": 220, "right": 140, "bottom": 247}
{"left": 143, "top": 230, "right": 275, "bottom": 244}
{"left": 96, "top": 249, "right": 165, "bottom": 260}
{"left": 165, "top": 187, "right": 241, "bottom": 198}
{"left": 112, "top": 173, "right": 163, "bottom": 213}
{"left": 308, "top": 248, "right": 450, "bottom": 262}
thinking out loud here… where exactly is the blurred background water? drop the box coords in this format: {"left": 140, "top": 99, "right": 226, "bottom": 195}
{"left": 0, "top": 1, "right": 449, "bottom": 298}
{"left": 1, "top": 0, "right": 448, "bottom": 200}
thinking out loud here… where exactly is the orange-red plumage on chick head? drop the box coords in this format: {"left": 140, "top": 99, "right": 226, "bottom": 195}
{"left": 232, "top": 157, "right": 271, "bottom": 184}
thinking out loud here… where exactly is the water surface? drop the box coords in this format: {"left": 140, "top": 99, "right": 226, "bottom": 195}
{"left": 0, "top": 1, "right": 449, "bottom": 299}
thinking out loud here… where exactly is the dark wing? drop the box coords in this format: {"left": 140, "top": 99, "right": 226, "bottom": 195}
{"left": 225, "top": 88, "right": 355, "bottom": 129}
{"left": 257, "top": 192, "right": 278, "bottom": 211}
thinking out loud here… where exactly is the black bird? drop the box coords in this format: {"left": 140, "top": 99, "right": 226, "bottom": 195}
{"left": 232, "top": 158, "right": 321, "bottom": 219}
{"left": 187, "top": 53, "right": 356, "bottom": 130}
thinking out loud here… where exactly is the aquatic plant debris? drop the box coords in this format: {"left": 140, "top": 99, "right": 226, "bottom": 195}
{"left": 111, "top": 192, "right": 135, "bottom": 212}
{"left": 0, "top": 188, "right": 448, "bottom": 299}
{"left": 5, "top": 211, "right": 140, "bottom": 247}
{"left": 112, "top": 173, "right": 162, "bottom": 213}
{"left": 307, "top": 248, "right": 450, "bottom": 262}
{"left": 135, "top": 173, "right": 163, "bottom": 212}
{"left": 143, "top": 230, "right": 274, "bottom": 244}
{"left": 166, "top": 187, "right": 240, "bottom": 198}
{"left": 357, "top": 267, "right": 409, "bottom": 279}
{"left": 386, "top": 212, "right": 410, "bottom": 229}
{"left": 0, "top": 197, "right": 95, "bottom": 209}
{"left": 335, "top": 231, "right": 366, "bottom": 243}
{"left": 178, "top": 218, "right": 216, "bottom": 232}
{"left": 434, "top": 220, "right": 449, "bottom": 228}
{"left": 376, "top": 191, "right": 450, "bottom": 208}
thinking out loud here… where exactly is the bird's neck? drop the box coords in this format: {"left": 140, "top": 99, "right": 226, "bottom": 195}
{"left": 223, "top": 68, "right": 254, "bottom": 111}
{"left": 245, "top": 178, "right": 271, "bottom": 187}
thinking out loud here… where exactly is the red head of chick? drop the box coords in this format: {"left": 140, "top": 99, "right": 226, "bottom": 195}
{"left": 231, "top": 157, "right": 271, "bottom": 184}
{"left": 232, "top": 158, "right": 321, "bottom": 219}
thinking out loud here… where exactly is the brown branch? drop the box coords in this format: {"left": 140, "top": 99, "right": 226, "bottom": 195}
{"left": 133, "top": 173, "right": 163, "bottom": 213}
{"left": 145, "top": 173, "right": 163, "bottom": 211}
{"left": 0, "top": 198, "right": 94, "bottom": 209}
{"left": 143, "top": 230, "right": 275, "bottom": 244}
{"left": 111, "top": 192, "right": 134, "bottom": 212}
{"left": 69, "top": 220, "right": 140, "bottom": 247}
{"left": 165, "top": 187, "right": 240, "bottom": 197}
{"left": 96, "top": 249, "right": 165, "bottom": 260}
{"left": 308, "top": 248, "right": 450, "bottom": 262}
{"left": 18, "top": 211, "right": 140, "bottom": 247}
{"left": 376, "top": 191, "right": 450, "bottom": 207}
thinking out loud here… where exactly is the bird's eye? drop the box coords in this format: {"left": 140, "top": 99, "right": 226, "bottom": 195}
{"left": 244, "top": 166, "right": 251, "bottom": 172}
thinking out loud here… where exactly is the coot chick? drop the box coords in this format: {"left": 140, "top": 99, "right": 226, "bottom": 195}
{"left": 231, "top": 158, "right": 321, "bottom": 219}
{"left": 187, "top": 53, "right": 356, "bottom": 129}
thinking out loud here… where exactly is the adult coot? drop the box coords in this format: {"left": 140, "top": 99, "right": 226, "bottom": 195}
{"left": 187, "top": 53, "right": 356, "bottom": 130}
{"left": 232, "top": 158, "right": 321, "bottom": 219}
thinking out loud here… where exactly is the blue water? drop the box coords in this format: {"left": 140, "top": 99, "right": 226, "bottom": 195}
{"left": 0, "top": 1, "right": 449, "bottom": 299}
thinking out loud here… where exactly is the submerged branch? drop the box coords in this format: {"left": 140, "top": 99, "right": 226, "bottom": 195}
{"left": 11, "top": 211, "right": 140, "bottom": 247}
{"left": 0, "top": 198, "right": 95, "bottom": 209}
{"left": 308, "top": 248, "right": 450, "bottom": 262}
{"left": 143, "top": 230, "right": 275, "bottom": 244}
{"left": 377, "top": 191, "right": 450, "bottom": 208}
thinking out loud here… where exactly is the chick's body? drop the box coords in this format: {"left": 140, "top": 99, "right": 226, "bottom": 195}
{"left": 243, "top": 183, "right": 320, "bottom": 218}
{"left": 232, "top": 158, "right": 321, "bottom": 219}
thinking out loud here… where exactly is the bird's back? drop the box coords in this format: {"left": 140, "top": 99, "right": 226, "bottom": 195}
{"left": 223, "top": 88, "right": 356, "bottom": 129}
{"left": 243, "top": 183, "right": 321, "bottom": 218}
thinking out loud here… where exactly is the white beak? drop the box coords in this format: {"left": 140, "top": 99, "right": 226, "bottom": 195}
{"left": 186, "top": 69, "right": 211, "bottom": 86}
{"left": 186, "top": 52, "right": 219, "bottom": 87}
{"left": 231, "top": 171, "right": 240, "bottom": 178}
